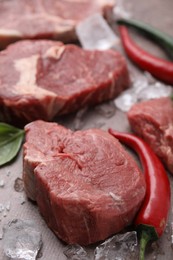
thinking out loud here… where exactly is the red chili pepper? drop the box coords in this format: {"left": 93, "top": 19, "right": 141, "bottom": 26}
{"left": 108, "top": 129, "right": 171, "bottom": 260}
{"left": 118, "top": 25, "right": 173, "bottom": 85}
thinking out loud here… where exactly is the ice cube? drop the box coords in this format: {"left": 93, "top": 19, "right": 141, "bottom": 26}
{"left": 64, "top": 244, "right": 90, "bottom": 260}
{"left": 94, "top": 231, "right": 138, "bottom": 260}
{"left": 144, "top": 72, "right": 156, "bottom": 85}
{"left": 113, "top": 0, "right": 132, "bottom": 19}
{"left": 132, "top": 74, "right": 149, "bottom": 93}
{"left": 76, "top": 13, "right": 119, "bottom": 50}
{"left": 3, "top": 219, "right": 42, "bottom": 260}
{"left": 114, "top": 88, "right": 138, "bottom": 112}
{"left": 115, "top": 71, "right": 173, "bottom": 112}
{"left": 137, "top": 82, "right": 173, "bottom": 101}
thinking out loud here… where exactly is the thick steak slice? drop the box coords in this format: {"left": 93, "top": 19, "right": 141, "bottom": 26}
{"left": 23, "top": 120, "right": 146, "bottom": 245}
{"left": 128, "top": 97, "right": 173, "bottom": 174}
{"left": 0, "top": 40, "right": 129, "bottom": 125}
{"left": 0, "top": 0, "right": 115, "bottom": 48}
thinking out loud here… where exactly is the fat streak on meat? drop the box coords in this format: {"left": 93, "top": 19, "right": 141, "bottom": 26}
{"left": 0, "top": 40, "right": 129, "bottom": 125}
{"left": 23, "top": 120, "right": 146, "bottom": 245}
{"left": 128, "top": 97, "right": 173, "bottom": 174}
{"left": 0, "top": 0, "right": 115, "bottom": 48}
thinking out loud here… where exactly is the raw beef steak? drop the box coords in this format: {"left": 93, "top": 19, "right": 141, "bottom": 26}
{"left": 23, "top": 120, "right": 146, "bottom": 245}
{"left": 0, "top": 0, "right": 115, "bottom": 48}
{"left": 128, "top": 97, "right": 173, "bottom": 174}
{"left": 0, "top": 40, "right": 129, "bottom": 125}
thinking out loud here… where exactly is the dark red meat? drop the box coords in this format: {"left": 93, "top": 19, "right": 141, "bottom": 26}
{"left": 0, "top": 40, "right": 129, "bottom": 125}
{"left": 23, "top": 120, "right": 146, "bottom": 245}
{"left": 128, "top": 97, "right": 173, "bottom": 174}
{"left": 0, "top": 0, "right": 114, "bottom": 48}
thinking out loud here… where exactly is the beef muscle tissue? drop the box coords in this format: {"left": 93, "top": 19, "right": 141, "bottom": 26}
{"left": 0, "top": 0, "right": 115, "bottom": 48}
{"left": 23, "top": 120, "right": 146, "bottom": 245}
{"left": 0, "top": 40, "right": 129, "bottom": 125}
{"left": 128, "top": 97, "right": 173, "bottom": 174}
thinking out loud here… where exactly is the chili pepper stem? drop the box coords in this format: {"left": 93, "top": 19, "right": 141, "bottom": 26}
{"left": 139, "top": 230, "right": 150, "bottom": 260}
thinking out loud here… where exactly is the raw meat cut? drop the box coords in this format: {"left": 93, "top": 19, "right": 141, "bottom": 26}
{"left": 23, "top": 120, "right": 146, "bottom": 245}
{"left": 0, "top": 40, "right": 129, "bottom": 125}
{"left": 128, "top": 97, "right": 173, "bottom": 174}
{"left": 0, "top": 0, "right": 115, "bottom": 48}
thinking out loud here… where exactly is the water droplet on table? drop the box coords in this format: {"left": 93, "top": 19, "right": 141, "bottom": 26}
{"left": 94, "top": 231, "right": 138, "bottom": 260}
{"left": 14, "top": 178, "right": 24, "bottom": 192}
{"left": 19, "top": 195, "right": 26, "bottom": 205}
{"left": 0, "top": 203, "right": 5, "bottom": 213}
{"left": 0, "top": 203, "right": 5, "bottom": 221}
{"left": 0, "top": 202, "right": 11, "bottom": 219}
{"left": 73, "top": 107, "right": 88, "bottom": 130}
{"left": 3, "top": 219, "right": 42, "bottom": 260}
{"left": 0, "top": 179, "right": 5, "bottom": 188}
{"left": 5, "top": 169, "right": 11, "bottom": 176}
{"left": 0, "top": 231, "right": 3, "bottom": 240}
{"left": 76, "top": 13, "right": 119, "bottom": 50}
{"left": 95, "top": 101, "right": 116, "bottom": 118}
{"left": 5, "top": 201, "right": 11, "bottom": 212}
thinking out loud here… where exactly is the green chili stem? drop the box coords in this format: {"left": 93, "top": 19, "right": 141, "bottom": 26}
{"left": 139, "top": 230, "right": 151, "bottom": 260}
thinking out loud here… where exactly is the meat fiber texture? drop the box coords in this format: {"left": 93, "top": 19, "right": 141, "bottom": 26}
{"left": 128, "top": 97, "right": 173, "bottom": 174}
{"left": 0, "top": 40, "right": 129, "bottom": 125}
{"left": 23, "top": 120, "right": 146, "bottom": 245}
{"left": 0, "top": 0, "right": 115, "bottom": 49}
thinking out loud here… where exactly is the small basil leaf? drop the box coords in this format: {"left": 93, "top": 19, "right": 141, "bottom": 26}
{"left": 0, "top": 123, "right": 20, "bottom": 134}
{"left": 0, "top": 123, "right": 24, "bottom": 166}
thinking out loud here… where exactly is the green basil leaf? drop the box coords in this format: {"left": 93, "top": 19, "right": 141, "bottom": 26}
{"left": 0, "top": 123, "right": 24, "bottom": 166}
{"left": 0, "top": 123, "right": 20, "bottom": 134}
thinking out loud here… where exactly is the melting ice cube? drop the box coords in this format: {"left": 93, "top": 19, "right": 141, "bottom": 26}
{"left": 114, "top": 88, "right": 138, "bottom": 112}
{"left": 3, "top": 219, "right": 42, "bottom": 260}
{"left": 64, "top": 244, "right": 90, "bottom": 260}
{"left": 131, "top": 74, "right": 150, "bottom": 93}
{"left": 137, "top": 82, "right": 173, "bottom": 101}
{"left": 115, "top": 72, "right": 173, "bottom": 112}
{"left": 94, "top": 231, "right": 138, "bottom": 260}
{"left": 76, "top": 13, "right": 119, "bottom": 50}
{"left": 113, "top": 0, "right": 132, "bottom": 19}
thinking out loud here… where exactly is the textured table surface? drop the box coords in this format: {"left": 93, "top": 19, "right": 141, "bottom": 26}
{"left": 0, "top": 0, "right": 173, "bottom": 259}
